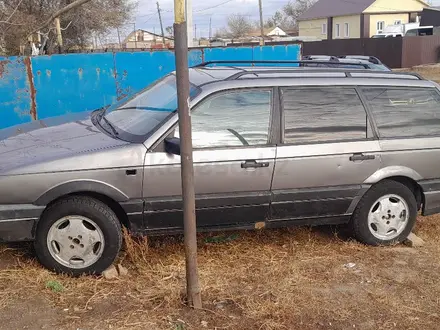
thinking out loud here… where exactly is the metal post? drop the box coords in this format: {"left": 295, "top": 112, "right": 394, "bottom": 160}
{"left": 258, "top": 0, "right": 265, "bottom": 46}
{"left": 174, "top": 0, "right": 202, "bottom": 309}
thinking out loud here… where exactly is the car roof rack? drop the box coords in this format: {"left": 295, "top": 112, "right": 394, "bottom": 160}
{"left": 303, "top": 55, "right": 383, "bottom": 65}
{"left": 194, "top": 60, "right": 371, "bottom": 69}
{"left": 302, "top": 55, "right": 340, "bottom": 62}
{"left": 337, "top": 55, "right": 382, "bottom": 64}
{"left": 224, "top": 69, "right": 424, "bottom": 81}
{"left": 193, "top": 60, "right": 424, "bottom": 81}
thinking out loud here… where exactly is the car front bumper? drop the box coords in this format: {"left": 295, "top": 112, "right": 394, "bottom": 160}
{"left": 0, "top": 204, "right": 45, "bottom": 242}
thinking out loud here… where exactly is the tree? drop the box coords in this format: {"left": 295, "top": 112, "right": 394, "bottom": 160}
{"left": 264, "top": 10, "right": 292, "bottom": 30}
{"left": 283, "top": 0, "right": 317, "bottom": 27}
{"left": 214, "top": 27, "right": 230, "bottom": 39}
{"left": 0, "top": 0, "right": 136, "bottom": 55}
{"left": 265, "top": 11, "right": 282, "bottom": 28}
{"left": 227, "top": 14, "right": 252, "bottom": 38}
{"left": 165, "top": 25, "right": 173, "bottom": 37}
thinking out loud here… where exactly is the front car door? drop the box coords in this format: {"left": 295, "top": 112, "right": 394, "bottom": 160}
{"left": 143, "top": 88, "right": 277, "bottom": 233}
{"left": 270, "top": 86, "right": 382, "bottom": 226}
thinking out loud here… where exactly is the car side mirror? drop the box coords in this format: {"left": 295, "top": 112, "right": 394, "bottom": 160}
{"left": 164, "top": 137, "right": 181, "bottom": 155}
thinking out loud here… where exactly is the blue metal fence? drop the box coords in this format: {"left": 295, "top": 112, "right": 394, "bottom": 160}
{"left": 0, "top": 44, "right": 301, "bottom": 129}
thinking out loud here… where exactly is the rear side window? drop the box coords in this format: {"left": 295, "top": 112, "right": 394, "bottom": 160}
{"left": 362, "top": 88, "right": 440, "bottom": 138}
{"left": 282, "top": 87, "right": 371, "bottom": 144}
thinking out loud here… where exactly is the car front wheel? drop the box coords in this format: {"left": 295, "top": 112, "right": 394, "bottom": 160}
{"left": 34, "top": 196, "right": 122, "bottom": 276}
{"left": 350, "top": 180, "right": 417, "bottom": 246}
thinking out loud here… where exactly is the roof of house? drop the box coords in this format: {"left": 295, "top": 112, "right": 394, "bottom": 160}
{"left": 423, "top": 6, "right": 440, "bottom": 11}
{"left": 299, "top": 0, "right": 375, "bottom": 20}
{"left": 300, "top": 0, "right": 429, "bottom": 20}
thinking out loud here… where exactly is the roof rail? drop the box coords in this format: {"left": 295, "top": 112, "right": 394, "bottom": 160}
{"left": 194, "top": 60, "right": 371, "bottom": 69}
{"left": 224, "top": 68, "right": 424, "bottom": 81}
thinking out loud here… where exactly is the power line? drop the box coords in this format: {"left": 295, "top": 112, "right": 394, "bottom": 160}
{"left": 194, "top": 0, "right": 236, "bottom": 13}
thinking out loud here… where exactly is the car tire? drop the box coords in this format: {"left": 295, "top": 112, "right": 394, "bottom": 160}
{"left": 34, "top": 196, "right": 122, "bottom": 276}
{"left": 350, "top": 180, "right": 417, "bottom": 246}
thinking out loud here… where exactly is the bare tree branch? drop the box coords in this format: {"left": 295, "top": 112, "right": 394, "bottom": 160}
{"left": 60, "top": 20, "right": 72, "bottom": 31}
{"left": 1, "top": 0, "right": 135, "bottom": 55}
{"left": 0, "top": 0, "right": 24, "bottom": 24}
{"left": 27, "top": 0, "right": 94, "bottom": 39}
{"left": 227, "top": 14, "right": 253, "bottom": 38}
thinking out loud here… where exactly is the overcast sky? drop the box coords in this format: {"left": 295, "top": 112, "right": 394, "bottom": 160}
{"left": 131, "top": 0, "right": 298, "bottom": 38}
{"left": 127, "top": 0, "right": 440, "bottom": 39}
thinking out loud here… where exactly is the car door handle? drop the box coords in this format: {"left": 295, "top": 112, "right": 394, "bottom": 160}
{"left": 241, "top": 160, "right": 270, "bottom": 169}
{"left": 350, "top": 153, "right": 376, "bottom": 162}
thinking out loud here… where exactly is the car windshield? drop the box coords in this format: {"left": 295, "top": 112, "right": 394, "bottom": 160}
{"left": 372, "top": 34, "right": 387, "bottom": 38}
{"left": 100, "top": 74, "right": 201, "bottom": 142}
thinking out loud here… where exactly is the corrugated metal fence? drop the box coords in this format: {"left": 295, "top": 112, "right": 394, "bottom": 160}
{"left": 303, "top": 36, "right": 440, "bottom": 70}
{"left": 302, "top": 38, "right": 403, "bottom": 68}
{"left": 0, "top": 44, "right": 301, "bottom": 129}
{"left": 402, "top": 36, "right": 440, "bottom": 68}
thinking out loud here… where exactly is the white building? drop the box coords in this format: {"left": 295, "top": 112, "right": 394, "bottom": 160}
{"left": 267, "top": 27, "right": 287, "bottom": 37}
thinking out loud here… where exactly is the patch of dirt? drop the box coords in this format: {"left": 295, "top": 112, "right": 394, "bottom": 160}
{"left": 0, "top": 215, "right": 440, "bottom": 330}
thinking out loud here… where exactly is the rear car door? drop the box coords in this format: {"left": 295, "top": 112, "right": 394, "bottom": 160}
{"left": 270, "top": 86, "right": 382, "bottom": 225}
{"left": 143, "top": 88, "right": 277, "bottom": 232}
{"left": 361, "top": 86, "right": 440, "bottom": 215}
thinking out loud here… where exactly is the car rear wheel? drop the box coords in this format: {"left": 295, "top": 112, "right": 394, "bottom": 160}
{"left": 34, "top": 196, "right": 122, "bottom": 276}
{"left": 350, "top": 180, "right": 417, "bottom": 246}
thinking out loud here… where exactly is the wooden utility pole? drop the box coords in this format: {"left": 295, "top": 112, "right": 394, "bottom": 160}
{"left": 186, "top": 0, "right": 193, "bottom": 47}
{"left": 133, "top": 22, "right": 137, "bottom": 48}
{"left": 209, "top": 17, "right": 212, "bottom": 41}
{"left": 116, "top": 27, "right": 122, "bottom": 48}
{"left": 157, "top": 1, "right": 166, "bottom": 45}
{"left": 258, "top": 0, "right": 265, "bottom": 45}
{"left": 174, "top": 0, "right": 202, "bottom": 309}
{"left": 54, "top": 17, "right": 63, "bottom": 53}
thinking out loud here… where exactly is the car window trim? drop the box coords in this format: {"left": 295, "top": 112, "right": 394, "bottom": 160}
{"left": 150, "top": 87, "right": 277, "bottom": 152}
{"left": 358, "top": 85, "right": 440, "bottom": 140}
{"left": 279, "top": 85, "right": 376, "bottom": 146}
{"left": 355, "top": 86, "right": 379, "bottom": 139}
{"left": 271, "top": 87, "right": 282, "bottom": 145}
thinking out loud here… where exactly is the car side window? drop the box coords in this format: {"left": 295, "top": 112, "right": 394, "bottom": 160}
{"left": 362, "top": 87, "right": 440, "bottom": 138}
{"left": 282, "top": 87, "right": 372, "bottom": 144}
{"left": 175, "top": 90, "right": 272, "bottom": 149}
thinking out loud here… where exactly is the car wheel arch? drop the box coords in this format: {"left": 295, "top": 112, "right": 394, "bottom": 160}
{"left": 34, "top": 180, "right": 129, "bottom": 206}
{"left": 365, "top": 176, "right": 423, "bottom": 211}
{"left": 35, "top": 181, "right": 131, "bottom": 230}
{"left": 39, "top": 191, "right": 131, "bottom": 230}
{"left": 364, "top": 166, "right": 423, "bottom": 183}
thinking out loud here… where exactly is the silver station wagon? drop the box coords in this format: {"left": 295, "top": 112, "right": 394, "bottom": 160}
{"left": 1, "top": 60, "right": 440, "bottom": 275}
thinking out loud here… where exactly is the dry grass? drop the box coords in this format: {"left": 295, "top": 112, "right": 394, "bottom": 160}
{"left": 1, "top": 216, "right": 440, "bottom": 330}
{"left": 2, "top": 65, "right": 440, "bottom": 329}
{"left": 396, "top": 63, "right": 440, "bottom": 84}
